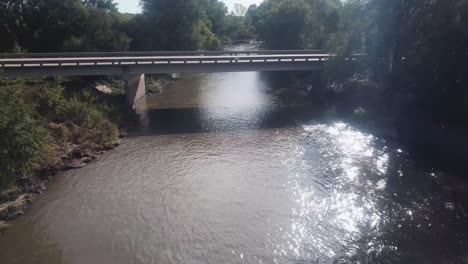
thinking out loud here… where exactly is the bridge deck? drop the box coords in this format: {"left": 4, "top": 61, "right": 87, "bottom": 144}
{"left": 0, "top": 50, "right": 358, "bottom": 78}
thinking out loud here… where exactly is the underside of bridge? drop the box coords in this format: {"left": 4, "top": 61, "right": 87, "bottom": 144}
{"left": 0, "top": 62, "right": 325, "bottom": 109}
{"left": 0, "top": 61, "right": 324, "bottom": 78}
{"left": 0, "top": 50, "right": 341, "bottom": 109}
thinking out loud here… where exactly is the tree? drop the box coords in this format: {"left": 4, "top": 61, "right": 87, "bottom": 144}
{"left": 245, "top": 4, "right": 259, "bottom": 25}
{"left": 252, "top": 0, "right": 309, "bottom": 49}
{"left": 82, "top": 0, "right": 118, "bottom": 12}
{"left": 329, "top": 0, "right": 468, "bottom": 127}
{"left": 201, "top": 0, "right": 228, "bottom": 35}
{"left": 140, "top": 0, "right": 205, "bottom": 50}
{"left": 233, "top": 3, "right": 248, "bottom": 16}
{"left": 140, "top": 0, "right": 223, "bottom": 50}
{"left": 250, "top": 0, "right": 340, "bottom": 49}
{"left": 222, "top": 15, "right": 255, "bottom": 42}
{"left": 63, "top": 7, "right": 132, "bottom": 51}
{"left": 10, "top": 0, "right": 89, "bottom": 52}
{"left": 0, "top": 86, "right": 48, "bottom": 189}
{"left": 0, "top": 0, "right": 128, "bottom": 52}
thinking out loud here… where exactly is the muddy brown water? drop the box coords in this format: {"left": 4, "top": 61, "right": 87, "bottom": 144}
{"left": 1, "top": 45, "right": 468, "bottom": 264}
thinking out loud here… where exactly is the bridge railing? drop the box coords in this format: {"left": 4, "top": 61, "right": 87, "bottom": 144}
{"left": 0, "top": 50, "right": 325, "bottom": 59}
{"left": 0, "top": 54, "right": 345, "bottom": 68}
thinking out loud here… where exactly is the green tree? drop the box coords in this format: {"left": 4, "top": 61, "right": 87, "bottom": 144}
{"left": 251, "top": 0, "right": 339, "bottom": 49}
{"left": 233, "top": 3, "right": 248, "bottom": 16}
{"left": 12, "top": 0, "right": 88, "bottom": 52}
{"left": 63, "top": 7, "right": 131, "bottom": 51}
{"left": 254, "top": 0, "right": 310, "bottom": 49}
{"left": 222, "top": 15, "right": 256, "bottom": 42}
{"left": 0, "top": 1, "right": 20, "bottom": 52}
{"left": 329, "top": 0, "right": 468, "bottom": 127}
{"left": 140, "top": 0, "right": 205, "bottom": 50}
{"left": 201, "top": 0, "right": 229, "bottom": 36}
{"left": 0, "top": 86, "right": 48, "bottom": 189}
{"left": 82, "top": 0, "right": 118, "bottom": 12}
{"left": 0, "top": 0, "right": 129, "bottom": 52}
{"left": 140, "top": 0, "right": 223, "bottom": 50}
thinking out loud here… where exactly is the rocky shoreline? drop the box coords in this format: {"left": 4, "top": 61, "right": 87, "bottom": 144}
{"left": 0, "top": 138, "right": 121, "bottom": 226}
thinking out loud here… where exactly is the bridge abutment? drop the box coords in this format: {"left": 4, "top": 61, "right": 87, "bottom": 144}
{"left": 124, "top": 74, "right": 146, "bottom": 109}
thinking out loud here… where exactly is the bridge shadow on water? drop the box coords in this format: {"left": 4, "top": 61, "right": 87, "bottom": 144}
{"left": 127, "top": 103, "right": 325, "bottom": 137}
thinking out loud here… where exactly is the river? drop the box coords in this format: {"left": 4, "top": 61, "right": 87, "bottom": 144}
{"left": 1, "top": 45, "right": 468, "bottom": 264}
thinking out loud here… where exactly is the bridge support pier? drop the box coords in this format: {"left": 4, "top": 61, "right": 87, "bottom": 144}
{"left": 124, "top": 74, "right": 146, "bottom": 109}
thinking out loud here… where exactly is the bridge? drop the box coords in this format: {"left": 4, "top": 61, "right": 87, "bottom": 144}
{"left": 0, "top": 50, "right": 357, "bottom": 108}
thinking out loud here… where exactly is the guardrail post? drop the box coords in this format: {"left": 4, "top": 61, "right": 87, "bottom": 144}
{"left": 124, "top": 73, "right": 146, "bottom": 110}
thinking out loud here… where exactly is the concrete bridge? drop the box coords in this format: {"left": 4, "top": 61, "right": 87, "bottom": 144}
{"left": 0, "top": 50, "right": 357, "bottom": 108}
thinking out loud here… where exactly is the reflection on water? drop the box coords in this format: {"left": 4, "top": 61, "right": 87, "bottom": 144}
{"left": 282, "top": 123, "right": 386, "bottom": 262}
{"left": 1, "top": 45, "right": 468, "bottom": 264}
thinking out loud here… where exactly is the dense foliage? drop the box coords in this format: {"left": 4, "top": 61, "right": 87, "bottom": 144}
{"left": 0, "top": 0, "right": 253, "bottom": 52}
{"left": 248, "top": 0, "right": 468, "bottom": 131}
{"left": 0, "top": 86, "right": 48, "bottom": 187}
{"left": 327, "top": 0, "right": 468, "bottom": 128}
{"left": 247, "top": 0, "right": 340, "bottom": 49}
{"left": 0, "top": 0, "right": 130, "bottom": 52}
{"left": 0, "top": 80, "right": 122, "bottom": 189}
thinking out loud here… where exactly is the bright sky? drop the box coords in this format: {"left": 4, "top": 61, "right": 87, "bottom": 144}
{"left": 114, "top": 0, "right": 263, "bottom": 14}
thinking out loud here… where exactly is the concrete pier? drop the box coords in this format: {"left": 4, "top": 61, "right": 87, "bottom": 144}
{"left": 124, "top": 74, "right": 146, "bottom": 109}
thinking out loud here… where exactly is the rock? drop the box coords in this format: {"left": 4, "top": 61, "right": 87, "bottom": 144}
{"left": 65, "top": 160, "right": 87, "bottom": 170}
{"left": 81, "top": 156, "right": 95, "bottom": 164}
{"left": 0, "top": 221, "right": 11, "bottom": 231}
{"left": 6, "top": 210, "right": 24, "bottom": 221}
{"left": 0, "top": 188, "right": 21, "bottom": 204}
{"left": 95, "top": 85, "right": 113, "bottom": 94}
{"left": 0, "top": 194, "right": 33, "bottom": 221}
{"left": 0, "top": 205, "right": 9, "bottom": 220}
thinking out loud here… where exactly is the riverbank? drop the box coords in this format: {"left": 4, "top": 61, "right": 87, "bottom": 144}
{"left": 0, "top": 74, "right": 180, "bottom": 226}
{"left": 0, "top": 127, "right": 120, "bottom": 223}
{"left": 0, "top": 77, "right": 136, "bottom": 225}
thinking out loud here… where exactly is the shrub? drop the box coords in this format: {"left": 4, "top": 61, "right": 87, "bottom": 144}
{"left": 0, "top": 86, "right": 48, "bottom": 189}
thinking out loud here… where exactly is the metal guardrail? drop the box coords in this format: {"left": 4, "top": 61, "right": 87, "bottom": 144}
{"left": 0, "top": 52, "right": 365, "bottom": 77}
{"left": 0, "top": 50, "right": 325, "bottom": 59}
{"left": 0, "top": 53, "right": 372, "bottom": 69}
{"left": 0, "top": 54, "right": 340, "bottom": 68}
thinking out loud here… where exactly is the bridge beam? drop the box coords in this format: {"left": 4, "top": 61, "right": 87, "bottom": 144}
{"left": 124, "top": 74, "right": 146, "bottom": 109}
